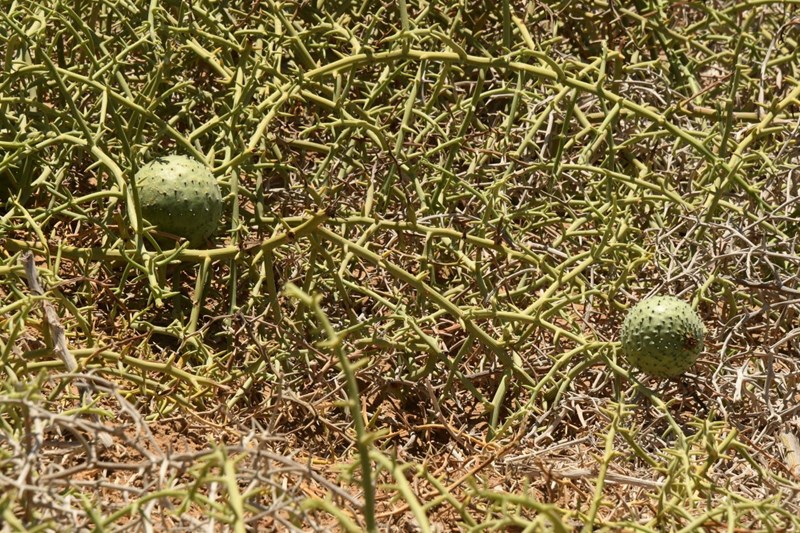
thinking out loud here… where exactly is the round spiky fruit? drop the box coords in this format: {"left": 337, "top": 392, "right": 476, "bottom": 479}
{"left": 134, "top": 155, "right": 222, "bottom": 247}
{"left": 620, "top": 295, "right": 705, "bottom": 378}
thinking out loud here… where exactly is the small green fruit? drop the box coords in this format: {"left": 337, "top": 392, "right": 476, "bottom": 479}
{"left": 134, "top": 155, "right": 222, "bottom": 247}
{"left": 620, "top": 295, "right": 705, "bottom": 378}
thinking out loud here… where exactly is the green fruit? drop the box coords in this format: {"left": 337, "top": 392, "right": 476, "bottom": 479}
{"left": 134, "top": 154, "right": 222, "bottom": 247}
{"left": 620, "top": 295, "right": 705, "bottom": 378}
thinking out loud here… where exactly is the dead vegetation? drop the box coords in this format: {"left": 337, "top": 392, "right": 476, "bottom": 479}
{"left": 1, "top": 0, "right": 800, "bottom": 531}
